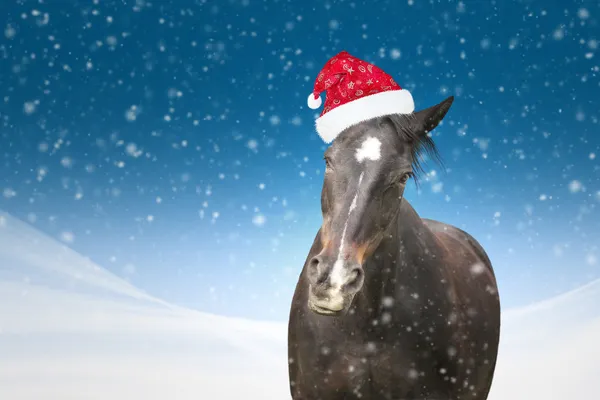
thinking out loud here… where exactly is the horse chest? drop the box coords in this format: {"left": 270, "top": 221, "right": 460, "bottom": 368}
{"left": 297, "top": 338, "right": 420, "bottom": 399}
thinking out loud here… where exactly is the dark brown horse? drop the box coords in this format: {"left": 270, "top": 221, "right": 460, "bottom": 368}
{"left": 288, "top": 96, "right": 500, "bottom": 400}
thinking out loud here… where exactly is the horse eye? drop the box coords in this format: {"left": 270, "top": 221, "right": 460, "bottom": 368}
{"left": 324, "top": 157, "right": 333, "bottom": 170}
{"left": 400, "top": 173, "right": 412, "bottom": 184}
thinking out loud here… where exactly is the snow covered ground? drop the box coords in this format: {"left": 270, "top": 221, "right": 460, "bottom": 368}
{"left": 0, "top": 210, "right": 598, "bottom": 399}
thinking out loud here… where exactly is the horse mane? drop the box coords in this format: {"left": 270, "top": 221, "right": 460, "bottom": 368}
{"left": 381, "top": 113, "right": 445, "bottom": 188}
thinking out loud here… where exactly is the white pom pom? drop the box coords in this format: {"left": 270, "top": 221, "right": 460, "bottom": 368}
{"left": 307, "top": 93, "right": 322, "bottom": 109}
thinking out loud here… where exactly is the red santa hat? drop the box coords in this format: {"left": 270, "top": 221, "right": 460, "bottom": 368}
{"left": 307, "top": 51, "right": 415, "bottom": 143}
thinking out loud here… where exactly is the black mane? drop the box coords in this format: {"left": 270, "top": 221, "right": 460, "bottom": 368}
{"left": 382, "top": 113, "right": 445, "bottom": 187}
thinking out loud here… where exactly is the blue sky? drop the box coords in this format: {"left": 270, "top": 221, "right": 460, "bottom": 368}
{"left": 0, "top": 0, "right": 598, "bottom": 320}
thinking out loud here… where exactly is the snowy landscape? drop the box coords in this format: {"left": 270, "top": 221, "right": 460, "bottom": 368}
{"left": 1, "top": 210, "right": 598, "bottom": 400}
{"left": 0, "top": 211, "right": 288, "bottom": 399}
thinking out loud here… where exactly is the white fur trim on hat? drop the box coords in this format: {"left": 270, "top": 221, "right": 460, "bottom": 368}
{"left": 315, "top": 89, "right": 415, "bottom": 144}
{"left": 307, "top": 93, "right": 322, "bottom": 109}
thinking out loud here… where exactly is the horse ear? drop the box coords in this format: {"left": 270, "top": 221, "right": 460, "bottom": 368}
{"left": 412, "top": 96, "right": 454, "bottom": 137}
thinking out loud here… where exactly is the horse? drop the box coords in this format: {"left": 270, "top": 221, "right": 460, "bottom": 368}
{"left": 288, "top": 96, "right": 501, "bottom": 400}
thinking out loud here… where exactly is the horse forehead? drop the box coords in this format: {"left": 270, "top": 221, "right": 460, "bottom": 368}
{"left": 355, "top": 136, "right": 383, "bottom": 162}
{"left": 332, "top": 133, "right": 402, "bottom": 163}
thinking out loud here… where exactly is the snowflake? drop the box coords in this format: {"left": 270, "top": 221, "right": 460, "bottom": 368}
{"left": 60, "top": 231, "right": 75, "bottom": 243}
{"left": 2, "top": 188, "right": 16, "bottom": 198}
{"left": 389, "top": 48, "right": 401, "bottom": 60}
{"left": 23, "top": 101, "right": 37, "bottom": 114}
{"left": 568, "top": 180, "right": 583, "bottom": 193}
{"left": 470, "top": 263, "right": 486, "bottom": 275}
{"left": 252, "top": 214, "right": 266, "bottom": 227}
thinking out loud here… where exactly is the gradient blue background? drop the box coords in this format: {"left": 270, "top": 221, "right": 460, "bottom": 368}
{"left": 1, "top": 0, "right": 598, "bottom": 320}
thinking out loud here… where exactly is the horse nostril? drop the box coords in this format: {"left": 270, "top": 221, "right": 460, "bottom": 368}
{"left": 309, "top": 256, "right": 320, "bottom": 270}
{"left": 308, "top": 255, "right": 325, "bottom": 284}
{"left": 345, "top": 267, "right": 364, "bottom": 292}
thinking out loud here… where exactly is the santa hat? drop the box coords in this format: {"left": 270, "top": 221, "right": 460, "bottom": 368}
{"left": 307, "top": 51, "right": 415, "bottom": 143}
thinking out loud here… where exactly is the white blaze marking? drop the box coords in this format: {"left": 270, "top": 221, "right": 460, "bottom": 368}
{"left": 355, "top": 136, "right": 381, "bottom": 163}
{"left": 330, "top": 172, "right": 364, "bottom": 288}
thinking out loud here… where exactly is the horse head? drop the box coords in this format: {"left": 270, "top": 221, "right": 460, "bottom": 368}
{"left": 307, "top": 96, "right": 454, "bottom": 315}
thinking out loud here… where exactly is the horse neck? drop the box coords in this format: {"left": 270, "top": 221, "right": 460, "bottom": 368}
{"left": 358, "top": 199, "right": 442, "bottom": 313}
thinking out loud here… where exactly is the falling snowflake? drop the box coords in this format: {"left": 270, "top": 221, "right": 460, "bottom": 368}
{"left": 470, "top": 263, "right": 486, "bottom": 275}
{"left": 577, "top": 8, "right": 590, "bottom": 20}
{"left": 126, "top": 143, "right": 142, "bottom": 157}
{"left": 407, "top": 369, "right": 419, "bottom": 379}
{"left": 2, "top": 188, "right": 16, "bottom": 198}
{"left": 568, "top": 180, "right": 583, "bottom": 193}
{"left": 247, "top": 139, "right": 258, "bottom": 152}
{"left": 125, "top": 105, "right": 141, "bottom": 122}
{"left": 61, "top": 157, "right": 73, "bottom": 168}
{"left": 553, "top": 27, "right": 565, "bottom": 40}
{"left": 23, "top": 101, "right": 37, "bottom": 114}
{"left": 4, "top": 24, "right": 16, "bottom": 39}
{"left": 60, "top": 232, "right": 75, "bottom": 243}
{"left": 382, "top": 296, "right": 394, "bottom": 307}
{"left": 252, "top": 214, "right": 266, "bottom": 227}
{"left": 269, "top": 115, "right": 281, "bottom": 126}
